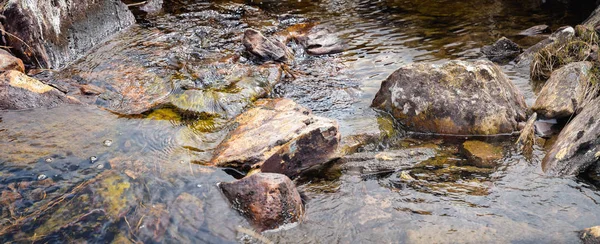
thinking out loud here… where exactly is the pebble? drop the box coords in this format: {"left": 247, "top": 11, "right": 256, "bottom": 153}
{"left": 90, "top": 156, "right": 98, "bottom": 163}
{"left": 45, "top": 158, "right": 53, "bottom": 163}
{"left": 103, "top": 139, "right": 113, "bottom": 147}
{"left": 96, "top": 164, "right": 104, "bottom": 170}
{"left": 37, "top": 174, "right": 47, "bottom": 181}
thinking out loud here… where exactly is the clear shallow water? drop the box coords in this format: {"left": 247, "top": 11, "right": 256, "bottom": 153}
{"left": 1, "top": 0, "right": 599, "bottom": 243}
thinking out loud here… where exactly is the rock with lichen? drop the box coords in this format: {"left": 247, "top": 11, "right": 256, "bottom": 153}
{"left": 371, "top": 60, "right": 527, "bottom": 135}
{"left": 542, "top": 98, "right": 600, "bottom": 176}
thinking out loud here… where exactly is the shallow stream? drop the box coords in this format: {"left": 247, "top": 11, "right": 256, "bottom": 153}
{"left": 2, "top": 0, "right": 600, "bottom": 243}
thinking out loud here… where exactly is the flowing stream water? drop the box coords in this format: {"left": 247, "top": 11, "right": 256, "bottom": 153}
{"left": 1, "top": 0, "right": 600, "bottom": 243}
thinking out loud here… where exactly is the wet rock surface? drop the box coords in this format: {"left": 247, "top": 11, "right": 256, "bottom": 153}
{"left": 210, "top": 98, "right": 340, "bottom": 178}
{"left": 342, "top": 147, "right": 437, "bottom": 174}
{"left": 481, "top": 37, "right": 522, "bottom": 64}
{"left": 371, "top": 60, "right": 527, "bottom": 135}
{"left": 460, "top": 141, "right": 503, "bottom": 168}
{"left": 542, "top": 98, "right": 600, "bottom": 176}
{"left": 0, "top": 70, "right": 76, "bottom": 110}
{"left": 2, "top": 0, "right": 135, "bottom": 69}
{"left": 0, "top": 49, "right": 24, "bottom": 73}
{"left": 295, "top": 25, "right": 346, "bottom": 55}
{"left": 243, "top": 29, "right": 292, "bottom": 63}
{"left": 219, "top": 173, "right": 304, "bottom": 231}
{"left": 532, "top": 61, "right": 593, "bottom": 119}
{"left": 581, "top": 226, "right": 600, "bottom": 244}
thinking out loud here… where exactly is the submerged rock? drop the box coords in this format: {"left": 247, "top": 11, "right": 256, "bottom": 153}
{"left": 542, "top": 98, "right": 600, "bottom": 176}
{"left": 481, "top": 37, "right": 522, "bottom": 64}
{"left": 342, "top": 147, "right": 437, "bottom": 174}
{"left": 517, "top": 25, "right": 551, "bottom": 36}
{"left": 167, "top": 63, "right": 282, "bottom": 119}
{"left": 532, "top": 61, "right": 593, "bottom": 119}
{"left": 219, "top": 173, "right": 303, "bottom": 231}
{"left": 460, "top": 141, "right": 503, "bottom": 168}
{"left": 243, "top": 29, "right": 292, "bottom": 62}
{"left": 0, "top": 70, "right": 76, "bottom": 110}
{"left": 0, "top": 49, "right": 25, "bottom": 72}
{"left": 2, "top": 0, "right": 135, "bottom": 69}
{"left": 371, "top": 60, "right": 527, "bottom": 135}
{"left": 295, "top": 26, "right": 346, "bottom": 55}
{"left": 210, "top": 99, "right": 340, "bottom": 178}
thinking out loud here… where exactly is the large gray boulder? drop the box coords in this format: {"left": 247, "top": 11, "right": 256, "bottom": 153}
{"left": 542, "top": 98, "right": 600, "bottom": 176}
{"left": 2, "top": 0, "right": 134, "bottom": 69}
{"left": 532, "top": 61, "right": 593, "bottom": 119}
{"left": 210, "top": 98, "right": 340, "bottom": 178}
{"left": 371, "top": 60, "right": 527, "bottom": 135}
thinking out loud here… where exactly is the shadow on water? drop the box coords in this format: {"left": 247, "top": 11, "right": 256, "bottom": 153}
{"left": 2, "top": 0, "right": 600, "bottom": 243}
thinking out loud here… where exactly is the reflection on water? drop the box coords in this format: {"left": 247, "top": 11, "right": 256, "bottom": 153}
{"left": 1, "top": 0, "right": 599, "bottom": 243}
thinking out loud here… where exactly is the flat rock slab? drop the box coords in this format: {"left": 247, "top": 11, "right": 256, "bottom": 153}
{"left": 532, "top": 61, "right": 593, "bottom": 119}
{"left": 543, "top": 98, "right": 600, "bottom": 176}
{"left": 371, "top": 60, "right": 527, "bottom": 135}
{"left": 0, "top": 49, "right": 25, "bottom": 72}
{"left": 460, "top": 140, "right": 503, "bottom": 168}
{"left": 342, "top": 147, "right": 437, "bottom": 174}
{"left": 0, "top": 70, "right": 76, "bottom": 110}
{"left": 219, "top": 173, "right": 303, "bottom": 231}
{"left": 210, "top": 98, "right": 340, "bottom": 178}
{"left": 3, "top": 0, "right": 135, "bottom": 69}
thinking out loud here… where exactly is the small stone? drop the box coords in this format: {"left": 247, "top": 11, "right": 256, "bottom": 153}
{"left": 37, "top": 174, "right": 47, "bottom": 180}
{"left": 461, "top": 141, "right": 503, "bottom": 168}
{"left": 0, "top": 49, "right": 25, "bottom": 72}
{"left": 96, "top": 164, "right": 104, "bottom": 169}
{"left": 481, "top": 37, "right": 522, "bottom": 64}
{"left": 45, "top": 158, "right": 53, "bottom": 163}
{"left": 103, "top": 139, "right": 113, "bottom": 147}
{"left": 196, "top": 184, "right": 202, "bottom": 188}
{"left": 399, "top": 171, "right": 415, "bottom": 181}
{"left": 90, "top": 156, "right": 98, "bottom": 163}
{"left": 80, "top": 84, "right": 104, "bottom": 95}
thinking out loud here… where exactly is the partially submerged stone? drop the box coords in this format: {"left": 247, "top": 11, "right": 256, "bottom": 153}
{"left": 371, "top": 60, "right": 527, "bottom": 135}
{"left": 219, "top": 173, "right": 303, "bottom": 231}
{"left": 342, "top": 147, "right": 437, "bottom": 174}
{"left": 517, "top": 25, "right": 551, "bottom": 36}
{"left": 210, "top": 98, "right": 340, "bottom": 178}
{"left": 532, "top": 61, "right": 593, "bottom": 119}
{"left": 516, "top": 113, "right": 537, "bottom": 157}
{"left": 461, "top": 141, "right": 503, "bottom": 168}
{"left": 542, "top": 98, "right": 600, "bottom": 176}
{"left": 295, "top": 26, "right": 346, "bottom": 55}
{"left": 0, "top": 49, "right": 25, "bottom": 72}
{"left": 243, "top": 29, "right": 292, "bottom": 62}
{"left": 3, "top": 0, "right": 135, "bottom": 69}
{"left": 481, "top": 37, "right": 522, "bottom": 64}
{"left": 0, "top": 70, "right": 76, "bottom": 110}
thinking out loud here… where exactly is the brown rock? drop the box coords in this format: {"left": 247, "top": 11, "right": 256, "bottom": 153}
{"left": 0, "top": 70, "right": 76, "bottom": 110}
{"left": 219, "top": 173, "right": 303, "bottom": 231}
{"left": 371, "top": 60, "right": 527, "bottom": 135}
{"left": 80, "top": 84, "right": 105, "bottom": 95}
{"left": 461, "top": 141, "right": 503, "bottom": 168}
{"left": 210, "top": 98, "right": 340, "bottom": 178}
{"left": 243, "top": 29, "right": 292, "bottom": 62}
{"left": 532, "top": 61, "right": 593, "bottom": 119}
{"left": 0, "top": 49, "right": 25, "bottom": 72}
{"left": 516, "top": 113, "right": 537, "bottom": 158}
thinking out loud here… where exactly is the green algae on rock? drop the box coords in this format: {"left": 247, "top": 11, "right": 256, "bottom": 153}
{"left": 460, "top": 141, "right": 503, "bottom": 168}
